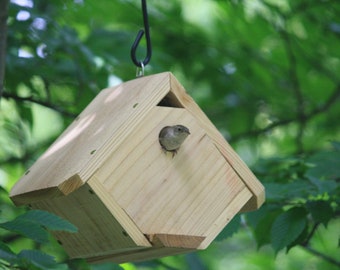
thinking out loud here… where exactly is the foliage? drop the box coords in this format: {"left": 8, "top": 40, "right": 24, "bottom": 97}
{"left": 0, "top": 210, "right": 76, "bottom": 269}
{"left": 0, "top": 0, "right": 339, "bottom": 269}
{"left": 218, "top": 143, "right": 340, "bottom": 261}
{"left": 248, "top": 144, "right": 340, "bottom": 253}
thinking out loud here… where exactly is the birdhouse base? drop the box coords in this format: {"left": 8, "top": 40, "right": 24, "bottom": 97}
{"left": 10, "top": 72, "right": 264, "bottom": 263}
{"left": 87, "top": 246, "right": 195, "bottom": 264}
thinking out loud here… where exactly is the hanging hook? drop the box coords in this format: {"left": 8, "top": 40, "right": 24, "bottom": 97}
{"left": 130, "top": 0, "right": 152, "bottom": 70}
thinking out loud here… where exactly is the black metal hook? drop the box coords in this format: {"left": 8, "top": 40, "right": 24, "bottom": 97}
{"left": 130, "top": 0, "right": 152, "bottom": 68}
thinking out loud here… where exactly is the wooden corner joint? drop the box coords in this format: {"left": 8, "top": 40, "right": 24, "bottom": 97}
{"left": 58, "top": 174, "right": 84, "bottom": 195}
{"left": 240, "top": 188, "right": 265, "bottom": 212}
{"left": 145, "top": 233, "right": 206, "bottom": 249}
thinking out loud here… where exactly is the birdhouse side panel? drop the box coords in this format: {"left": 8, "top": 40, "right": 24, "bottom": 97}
{"left": 30, "top": 184, "right": 146, "bottom": 259}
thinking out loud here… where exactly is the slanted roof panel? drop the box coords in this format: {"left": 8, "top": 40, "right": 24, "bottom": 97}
{"left": 11, "top": 72, "right": 173, "bottom": 202}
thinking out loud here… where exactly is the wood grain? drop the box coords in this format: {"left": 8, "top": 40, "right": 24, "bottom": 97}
{"left": 10, "top": 73, "right": 172, "bottom": 201}
{"left": 169, "top": 73, "right": 265, "bottom": 210}
{"left": 95, "top": 106, "right": 247, "bottom": 250}
{"left": 31, "top": 184, "right": 150, "bottom": 258}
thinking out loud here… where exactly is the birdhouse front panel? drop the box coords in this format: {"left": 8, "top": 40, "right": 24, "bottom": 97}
{"left": 91, "top": 105, "right": 253, "bottom": 250}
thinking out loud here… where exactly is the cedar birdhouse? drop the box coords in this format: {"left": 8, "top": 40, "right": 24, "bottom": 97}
{"left": 10, "top": 72, "right": 264, "bottom": 263}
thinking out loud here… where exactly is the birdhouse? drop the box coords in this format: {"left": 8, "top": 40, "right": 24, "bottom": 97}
{"left": 10, "top": 72, "right": 264, "bottom": 263}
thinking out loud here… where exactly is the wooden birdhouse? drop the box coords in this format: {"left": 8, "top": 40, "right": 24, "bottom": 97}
{"left": 10, "top": 72, "right": 264, "bottom": 263}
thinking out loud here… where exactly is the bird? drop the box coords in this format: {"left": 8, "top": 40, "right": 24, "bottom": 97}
{"left": 159, "top": 125, "right": 190, "bottom": 157}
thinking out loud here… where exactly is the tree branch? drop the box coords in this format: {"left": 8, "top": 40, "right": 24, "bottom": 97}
{"left": 230, "top": 83, "right": 340, "bottom": 142}
{"left": 2, "top": 91, "right": 77, "bottom": 118}
{"left": 230, "top": 118, "right": 293, "bottom": 142}
{"left": 299, "top": 244, "right": 340, "bottom": 267}
{"left": 308, "top": 84, "right": 340, "bottom": 117}
{"left": 0, "top": 0, "right": 9, "bottom": 99}
{"left": 239, "top": 2, "right": 339, "bottom": 150}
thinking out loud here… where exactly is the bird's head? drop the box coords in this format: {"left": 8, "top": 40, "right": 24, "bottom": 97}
{"left": 173, "top": 125, "right": 190, "bottom": 139}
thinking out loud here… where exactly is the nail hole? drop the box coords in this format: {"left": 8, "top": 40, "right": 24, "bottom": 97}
{"left": 122, "top": 231, "right": 128, "bottom": 237}
{"left": 133, "top": 103, "right": 139, "bottom": 108}
{"left": 88, "top": 189, "right": 95, "bottom": 194}
{"left": 57, "top": 240, "right": 63, "bottom": 245}
{"left": 25, "top": 170, "right": 30, "bottom": 175}
{"left": 90, "top": 150, "right": 96, "bottom": 155}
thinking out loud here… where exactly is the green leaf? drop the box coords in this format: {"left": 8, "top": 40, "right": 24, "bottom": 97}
{"left": 306, "top": 176, "right": 338, "bottom": 195}
{"left": 306, "top": 200, "right": 334, "bottom": 227}
{"left": 270, "top": 207, "right": 307, "bottom": 253}
{"left": 306, "top": 150, "right": 340, "bottom": 180}
{"left": 0, "top": 241, "right": 14, "bottom": 254}
{"left": 0, "top": 219, "right": 49, "bottom": 243}
{"left": 67, "top": 258, "right": 92, "bottom": 270}
{"left": 18, "top": 210, "right": 78, "bottom": 233}
{"left": 252, "top": 209, "right": 281, "bottom": 248}
{"left": 264, "top": 181, "right": 317, "bottom": 201}
{"left": 0, "top": 210, "right": 77, "bottom": 244}
{"left": 18, "top": 250, "right": 56, "bottom": 270}
{"left": 0, "top": 245, "right": 66, "bottom": 270}
{"left": 17, "top": 103, "right": 34, "bottom": 131}
{"left": 0, "top": 242, "right": 17, "bottom": 264}
{"left": 286, "top": 225, "right": 309, "bottom": 252}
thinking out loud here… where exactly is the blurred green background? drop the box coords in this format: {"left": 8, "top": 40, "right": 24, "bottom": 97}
{"left": 0, "top": 0, "right": 339, "bottom": 269}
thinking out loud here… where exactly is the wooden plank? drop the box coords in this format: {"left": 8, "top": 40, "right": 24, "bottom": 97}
{"left": 148, "top": 234, "right": 205, "bottom": 249}
{"left": 87, "top": 176, "right": 151, "bottom": 248}
{"left": 168, "top": 73, "right": 265, "bottom": 211}
{"left": 198, "top": 187, "right": 253, "bottom": 248}
{"left": 87, "top": 246, "right": 195, "bottom": 264}
{"left": 11, "top": 186, "right": 63, "bottom": 206}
